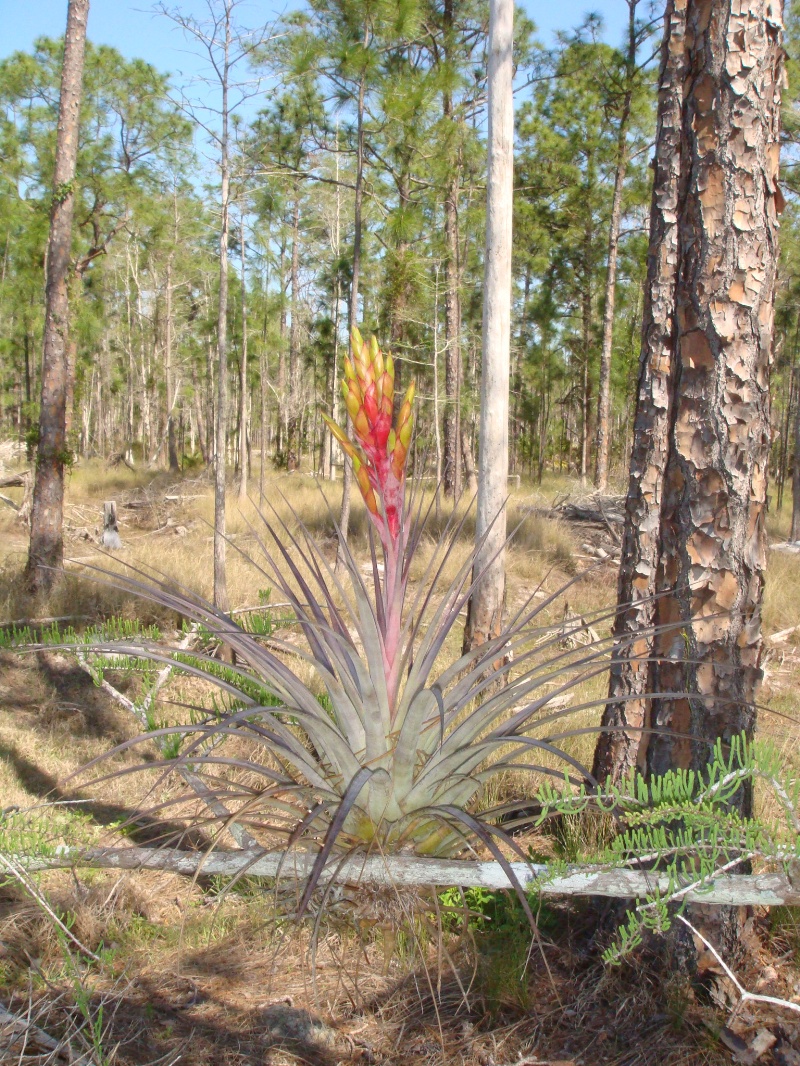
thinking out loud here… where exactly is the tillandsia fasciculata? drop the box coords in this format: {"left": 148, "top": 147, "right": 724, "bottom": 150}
{"left": 70, "top": 330, "right": 635, "bottom": 915}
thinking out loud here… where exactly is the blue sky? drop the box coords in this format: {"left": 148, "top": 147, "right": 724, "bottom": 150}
{"left": 0, "top": 1, "right": 633, "bottom": 80}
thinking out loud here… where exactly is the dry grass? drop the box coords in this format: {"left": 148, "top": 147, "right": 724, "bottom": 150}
{"left": 2, "top": 462, "right": 800, "bottom": 1064}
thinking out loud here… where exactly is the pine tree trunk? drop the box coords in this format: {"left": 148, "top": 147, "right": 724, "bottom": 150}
{"left": 792, "top": 367, "right": 800, "bottom": 541}
{"left": 443, "top": 170, "right": 462, "bottom": 499}
{"left": 593, "top": 0, "right": 689, "bottom": 785}
{"left": 579, "top": 207, "right": 594, "bottom": 486}
{"left": 27, "top": 0, "right": 89, "bottom": 594}
{"left": 594, "top": 0, "right": 784, "bottom": 794}
{"left": 442, "top": 0, "right": 462, "bottom": 500}
{"left": 463, "top": 0, "right": 513, "bottom": 653}
{"left": 166, "top": 256, "right": 180, "bottom": 473}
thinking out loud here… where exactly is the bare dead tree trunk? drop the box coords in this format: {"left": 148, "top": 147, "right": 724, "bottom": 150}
{"left": 594, "top": 0, "right": 784, "bottom": 797}
{"left": 238, "top": 213, "right": 249, "bottom": 500}
{"left": 213, "top": 1, "right": 232, "bottom": 613}
{"left": 595, "top": 0, "right": 639, "bottom": 492}
{"left": 463, "top": 0, "right": 513, "bottom": 653}
{"left": 26, "top": 0, "right": 89, "bottom": 594}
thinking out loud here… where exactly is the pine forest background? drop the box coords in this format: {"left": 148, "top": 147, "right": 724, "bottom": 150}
{"left": 0, "top": 0, "right": 798, "bottom": 503}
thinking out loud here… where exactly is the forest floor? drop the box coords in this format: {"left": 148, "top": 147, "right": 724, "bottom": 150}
{"left": 1, "top": 456, "right": 800, "bottom": 1065}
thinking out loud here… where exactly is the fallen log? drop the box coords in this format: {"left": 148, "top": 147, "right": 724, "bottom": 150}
{"left": 0, "top": 472, "right": 29, "bottom": 489}
{"left": 0, "top": 1003, "right": 67, "bottom": 1060}
{"left": 18, "top": 846, "right": 800, "bottom": 907}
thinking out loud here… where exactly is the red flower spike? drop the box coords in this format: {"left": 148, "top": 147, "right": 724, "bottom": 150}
{"left": 326, "top": 331, "right": 416, "bottom": 555}
{"left": 363, "top": 382, "right": 379, "bottom": 426}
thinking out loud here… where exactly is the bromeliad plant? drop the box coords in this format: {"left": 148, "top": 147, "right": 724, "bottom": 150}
{"left": 78, "top": 330, "right": 618, "bottom": 907}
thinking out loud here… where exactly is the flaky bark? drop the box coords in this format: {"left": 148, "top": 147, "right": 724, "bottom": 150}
{"left": 26, "top": 0, "right": 89, "bottom": 593}
{"left": 593, "top": 0, "right": 689, "bottom": 784}
{"left": 594, "top": 0, "right": 784, "bottom": 798}
{"left": 463, "top": 0, "right": 514, "bottom": 652}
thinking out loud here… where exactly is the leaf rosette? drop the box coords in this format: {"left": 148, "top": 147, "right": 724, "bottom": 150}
{"left": 78, "top": 331, "right": 613, "bottom": 913}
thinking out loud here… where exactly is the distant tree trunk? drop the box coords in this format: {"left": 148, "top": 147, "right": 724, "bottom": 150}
{"left": 790, "top": 367, "right": 800, "bottom": 541}
{"left": 338, "top": 67, "right": 366, "bottom": 564}
{"left": 277, "top": 234, "right": 287, "bottom": 458}
{"left": 213, "top": 1, "right": 232, "bottom": 613}
{"left": 238, "top": 213, "right": 248, "bottom": 500}
{"left": 443, "top": 170, "right": 462, "bottom": 499}
{"left": 259, "top": 347, "right": 267, "bottom": 496}
{"left": 388, "top": 168, "right": 412, "bottom": 353}
{"left": 461, "top": 425, "right": 478, "bottom": 494}
{"left": 192, "top": 363, "right": 208, "bottom": 464}
{"left": 595, "top": 0, "right": 639, "bottom": 492}
{"left": 579, "top": 202, "right": 594, "bottom": 486}
{"left": 165, "top": 256, "right": 180, "bottom": 473}
{"left": 322, "top": 135, "right": 342, "bottom": 483}
{"left": 442, "top": 0, "right": 462, "bottom": 499}
{"left": 27, "top": 0, "right": 89, "bottom": 594}
{"left": 463, "top": 0, "right": 513, "bottom": 653}
{"left": 593, "top": 0, "right": 784, "bottom": 797}
{"left": 287, "top": 192, "right": 301, "bottom": 472}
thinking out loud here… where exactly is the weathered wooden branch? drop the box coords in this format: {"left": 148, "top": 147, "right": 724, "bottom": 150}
{"left": 19, "top": 846, "right": 800, "bottom": 907}
{"left": 0, "top": 472, "right": 29, "bottom": 489}
{"left": 0, "top": 614, "right": 94, "bottom": 630}
{"left": 0, "top": 1004, "right": 67, "bottom": 1060}
{"left": 0, "top": 470, "right": 32, "bottom": 524}
{"left": 554, "top": 495, "right": 625, "bottom": 526}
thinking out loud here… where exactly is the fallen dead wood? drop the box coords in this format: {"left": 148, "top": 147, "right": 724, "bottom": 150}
{"left": 0, "top": 472, "right": 29, "bottom": 489}
{"left": 769, "top": 624, "right": 800, "bottom": 645}
{"left": 770, "top": 541, "right": 800, "bottom": 554}
{"left": 553, "top": 493, "right": 625, "bottom": 527}
{"left": 0, "top": 1003, "right": 67, "bottom": 1059}
{"left": 0, "top": 470, "right": 32, "bottom": 523}
{"left": 17, "top": 846, "right": 800, "bottom": 907}
{"left": 0, "top": 614, "right": 94, "bottom": 629}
